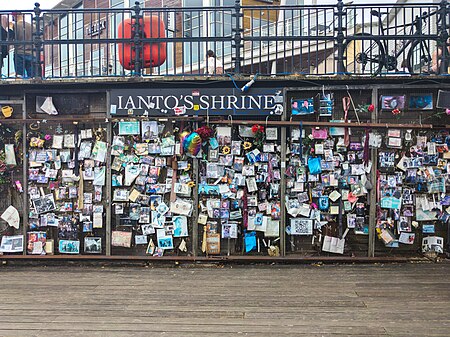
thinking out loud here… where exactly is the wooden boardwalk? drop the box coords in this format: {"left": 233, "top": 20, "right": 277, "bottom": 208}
{"left": 0, "top": 262, "right": 449, "bottom": 336}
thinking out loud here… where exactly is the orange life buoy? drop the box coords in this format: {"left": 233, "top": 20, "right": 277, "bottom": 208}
{"left": 118, "top": 16, "right": 167, "bottom": 70}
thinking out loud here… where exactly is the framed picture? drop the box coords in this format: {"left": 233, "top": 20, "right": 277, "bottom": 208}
{"left": 380, "top": 95, "right": 405, "bottom": 110}
{"left": 292, "top": 98, "right": 314, "bottom": 115}
{"left": 58, "top": 239, "right": 80, "bottom": 254}
{"left": 290, "top": 218, "right": 313, "bottom": 235}
{"left": 409, "top": 94, "right": 433, "bottom": 110}
{"left": 84, "top": 237, "right": 102, "bottom": 254}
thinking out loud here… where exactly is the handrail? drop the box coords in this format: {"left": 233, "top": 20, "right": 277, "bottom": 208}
{"left": 0, "top": 1, "right": 447, "bottom": 79}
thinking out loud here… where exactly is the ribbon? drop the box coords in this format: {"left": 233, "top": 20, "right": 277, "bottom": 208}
{"left": 363, "top": 128, "right": 370, "bottom": 165}
{"left": 342, "top": 97, "right": 350, "bottom": 147}
{"left": 299, "top": 121, "right": 303, "bottom": 162}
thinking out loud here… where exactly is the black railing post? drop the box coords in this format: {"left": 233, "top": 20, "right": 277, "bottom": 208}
{"left": 33, "top": 2, "right": 43, "bottom": 79}
{"left": 438, "top": 0, "right": 449, "bottom": 74}
{"left": 131, "top": 1, "right": 143, "bottom": 76}
{"left": 231, "top": 0, "right": 243, "bottom": 74}
{"left": 335, "top": 0, "right": 345, "bottom": 74}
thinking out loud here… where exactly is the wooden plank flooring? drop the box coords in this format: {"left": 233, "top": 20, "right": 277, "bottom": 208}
{"left": 0, "top": 263, "right": 449, "bottom": 336}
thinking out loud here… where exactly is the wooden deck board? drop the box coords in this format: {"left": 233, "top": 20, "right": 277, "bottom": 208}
{"left": 0, "top": 263, "right": 448, "bottom": 336}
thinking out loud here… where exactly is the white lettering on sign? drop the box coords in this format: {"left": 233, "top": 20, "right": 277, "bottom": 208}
{"left": 87, "top": 21, "right": 107, "bottom": 36}
{"left": 116, "top": 94, "right": 278, "bottom": 114}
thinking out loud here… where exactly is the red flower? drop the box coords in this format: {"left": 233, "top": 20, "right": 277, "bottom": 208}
{"left": 368, "top": 104, "right": 375, "bottom": 113}
{"left": 392, "top": 109, "right": 401, "bottom": 115}
{"left": 251, "top": 124, "right": 260, "bottom": 133}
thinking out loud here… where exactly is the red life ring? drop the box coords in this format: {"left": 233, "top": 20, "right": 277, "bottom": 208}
{"left": 118, "top": 16, "right": 167, "bottom": 70}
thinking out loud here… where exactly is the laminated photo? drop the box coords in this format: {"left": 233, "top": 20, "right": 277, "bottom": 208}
{"left": 291, "top": 98, "right": 314, "bottom": 115}
{"left": 216, "top": 127, "right": 232, "bottom": 145}
{"left": 173, "top": 215, "right": 189, "bottom": 237}
{"left": 0, "top": 235, "right": 24, "bottom": 253}
{"left": 142, "top": 224, "right": 156, "bottom": 235}
{"left": 59, "top": 240, "right": 80, "bottom": 254}
{"left": 118, "top": 121, "right": 140, "bottom": 135}
{"left": 142, "top": 121, "right": 158, "bottom": 140}
{"left": 135, "top": 235, "right": 148, "bottom": 245}
{"left": 33, "top": 194, "right": 56, "bottom": 214}
{"left": 84, "top": 237, "right": 102, "bottom": 254}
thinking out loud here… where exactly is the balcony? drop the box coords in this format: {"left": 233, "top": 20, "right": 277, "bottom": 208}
{"left": 0, "top": 1, "right": 448, "bottom": 80}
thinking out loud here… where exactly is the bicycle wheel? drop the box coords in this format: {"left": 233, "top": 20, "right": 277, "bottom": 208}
{"left": 406, "top": 39, "right": 437, "bottom": 74}
{"left": 342, "top": 33, "right": 385, "bottom": 75}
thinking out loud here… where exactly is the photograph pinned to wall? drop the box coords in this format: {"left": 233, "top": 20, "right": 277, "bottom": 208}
{"left": 319, "top": 93, "right": 334, "bottom": 116}
{"left": 135, "top": 235, "right": 148, "bottom": 245}
{"left": 112, "top": 231, "right": 132, "bottom": 247}
{"left": 142, "top": 224, "right": 155, "bottom": 235}
{"left": 84, "top": 237, "right": 102, "bottom": 254}
{"left": 290, "top": 218, "right": 313, "bottom": 235}
{"left": 291, "top": 98, "right": 314, "bottom": 115}
{"left": 27, "top": 231, "right": 46, "bottom": 255}
{"left": 141, "top": 121, "right": 158, "bottom": 140}
{"left": 118, "top": 121, "right": 140, "bottom": 135}
{"left": 216, "top": 127, "right": 232, "bottom": 145}
{"left": 173, "top": 215, "right": 189, "bottom": 237}
{"left": 0, "top": 235, "right": 23, "bottom": 253}
{"left": 33, "top": 194, "right": 56, "bottom": 214}
{"left": 221, "top": 222, "right": 238, "bottom": 239}
{"left": 408, "top": 93, "right": 433, "bottom": 110}
{"left": 399, "top": 232, "right": 415, "bottom": 244}
{"left": 380, "top": 95, "right": 405, "bottom": 110}
{"left": 58, "top": 240, "right": 80, "bottom": 254}
{"left": 354, "top": 217, "right": 368, "bottom": 235}
{"left": 156, "top": 228, "right": 174, "bottom": 250}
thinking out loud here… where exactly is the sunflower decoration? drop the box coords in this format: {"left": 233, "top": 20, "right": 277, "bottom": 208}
{"left": 187, "top": 181, "right": 196, "bottom": 188}
{"left": 243, "top": 141, "right": 252, "bottom": 150}
{"left": 251, "top": 124, "right": 265, "bottom": 148}
{"left": 222, "top": 146, "right": 231, "bottom": 154}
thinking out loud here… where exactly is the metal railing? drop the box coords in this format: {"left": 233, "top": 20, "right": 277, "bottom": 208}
{"left": 0, "top": 1, "right": 448, "bottom": 80}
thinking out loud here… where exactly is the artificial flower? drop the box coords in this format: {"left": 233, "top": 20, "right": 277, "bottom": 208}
{"left": 368, "top": 104, "right": 375, "bottom": 113}
{"left": 392, "top": 109, "right": 401, "bottom": 115}
{"left": 44, "top": 134, "right": 52, "bottom": 141}
{"left": 222, "top": 146, "right": 231, "bottom": 154}
{"left": 243, "top": 141, "right": 252, "bottom": 150}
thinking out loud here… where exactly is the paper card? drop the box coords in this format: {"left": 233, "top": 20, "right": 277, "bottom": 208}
{"left": 198, "top": 213, "right": 208, "bottom": 225}
{"left": 399, "top": 232, "right": 415, "bottom": 244}
{"left": 111, "top": 231, "right": 132, "bottom": 247}
{"left": 64, "top": 134, "right": 75, "bottom": 148}
{"left": 170, "top": 199, "right": 193, "bottom": 216}
{"left": 4, "top": 144, "right": 16, "bottom": 166}
{"left": 91, "top": 141, "right": 107, "bottom": 163}
{"left": 329, "top": 206, "right": 339, "bottom": 214}
{"left": 93, "top": 212, "right": 103, "bottom": 229}
{"left": 265, "top": 220, "right": 279, "bottom": 237}
{"left": 52, "top": 135, "right": 63, "bottom": 149}
{"left": 128, "top": 189, "right": 141, "bottom": 202}
{"left": 329, "top": 190, "right": 341, "bottom": 202}
{"left": 266, "top": 128, "right": 278, "bottom": 140}
{"left": 290, "top": 218, "right": 313, "bottom": 235}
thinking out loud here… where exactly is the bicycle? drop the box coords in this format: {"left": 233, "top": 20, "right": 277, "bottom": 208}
{"left": 341, "top": 9, "right": 443, "bottom": 75}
